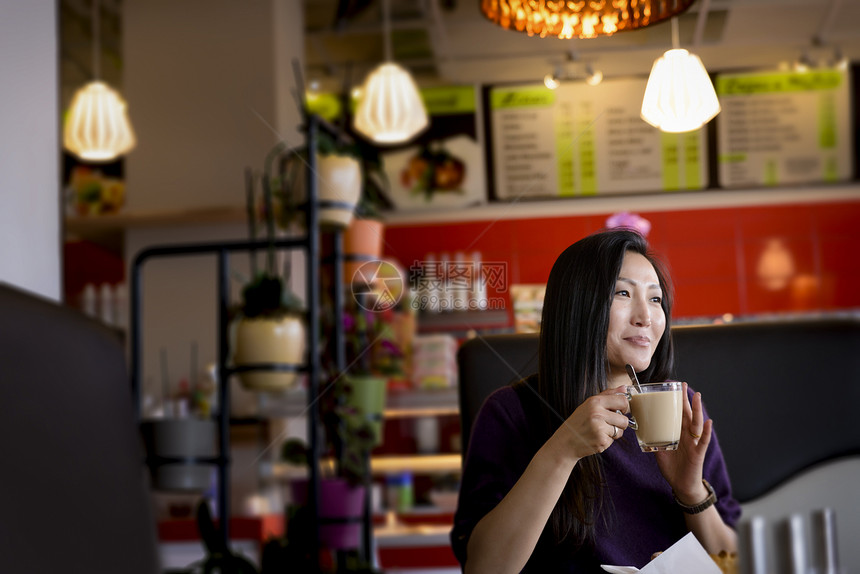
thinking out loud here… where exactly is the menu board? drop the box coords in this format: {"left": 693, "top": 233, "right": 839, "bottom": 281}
{"left": 715, "top": 69, "right": 852, "bottom": 187}
{"left": 489, "top": 78, "right": 708, "bottom": 199}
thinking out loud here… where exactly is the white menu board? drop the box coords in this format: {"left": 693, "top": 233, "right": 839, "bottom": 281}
{"left": 716, "top": 69, "right": 852, "bottom": 187}
{"left": 489, "top": 78, "right": 708, "bottom": 199}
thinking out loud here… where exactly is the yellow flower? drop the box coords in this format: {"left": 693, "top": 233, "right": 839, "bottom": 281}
{"left": 100, "top": 179, "right": 125, "bottom": 213}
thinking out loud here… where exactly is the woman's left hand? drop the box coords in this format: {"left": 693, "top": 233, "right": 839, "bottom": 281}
{"left": 655, "top": 382, "right": 713, "bottom": 503}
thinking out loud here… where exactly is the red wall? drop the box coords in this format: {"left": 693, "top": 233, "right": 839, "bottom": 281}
{"left": 63, "top": 240, "right": 125, "bottom": 307}
{"left": 382, "top": 199, "right": 860, "bottom": 320}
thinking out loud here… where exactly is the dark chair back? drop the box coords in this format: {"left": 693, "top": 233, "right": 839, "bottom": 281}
{"left": 0, "top": 283, "right": 160, "bottom": 573}
{"left": 457, "top": 333, "right": 539, "bottom": 453}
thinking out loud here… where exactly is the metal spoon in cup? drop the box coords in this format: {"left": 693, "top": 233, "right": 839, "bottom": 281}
{"left": 625, "top": 364, "right": 644, "bottom": 393}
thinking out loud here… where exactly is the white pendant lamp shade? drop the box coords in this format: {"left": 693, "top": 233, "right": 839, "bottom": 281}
{"left": 353, "top": 62, "right": 428, "bottom": 144}
{"left": 64, "top": 81, "right": 136, "bottom": 161}
{"left": 640, "top": 49, "right": 721, "bottom": 133}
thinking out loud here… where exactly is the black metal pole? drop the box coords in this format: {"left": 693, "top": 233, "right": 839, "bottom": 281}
{"left": 362, "top": 456, "right": 373, "bottom": 564}
{"left": 217, "top": 249, "right": 231, "bottom": 549}
{"left": 333, "top": 229, "right": 346, "bottom": 376}
{"left": 130, "top": 255, "right": 143, "bottom": 419}
{"left": 306, "top": 113, "right": 323, "bottom": 570}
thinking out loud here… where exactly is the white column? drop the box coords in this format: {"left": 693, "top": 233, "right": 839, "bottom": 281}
{"left": 0, "top": 2, "right": 60, "bottom": 301}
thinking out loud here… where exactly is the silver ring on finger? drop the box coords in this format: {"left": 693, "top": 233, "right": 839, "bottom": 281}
{"left": 610, "top": 424, "right": 618, "bottom": 439}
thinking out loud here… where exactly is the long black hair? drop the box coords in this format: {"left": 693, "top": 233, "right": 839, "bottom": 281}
{"left": 535, "top": 228, "right": 675, "bottom": 547}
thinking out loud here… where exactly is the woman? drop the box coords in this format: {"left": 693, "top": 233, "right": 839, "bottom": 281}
{"left": 452, "top": 229, "right": 740, "bottom": 573}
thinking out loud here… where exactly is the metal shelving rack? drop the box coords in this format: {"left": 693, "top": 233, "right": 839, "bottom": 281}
{"left": 130, "top": 113, "right": 370, "bottom": 569}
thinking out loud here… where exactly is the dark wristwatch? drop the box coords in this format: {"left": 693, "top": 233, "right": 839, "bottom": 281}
{"left": 674, "top": 479, "right": 718, "bottom": 514}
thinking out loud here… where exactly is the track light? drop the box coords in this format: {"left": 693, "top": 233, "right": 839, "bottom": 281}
{"left": 544, "top": 69, "right": 561, "bottom": 90}
{"left": 585, "top": 64, "right": 603, "bottom": 86}
{"left": 832, "top": 46, "right": 849, "bottom": 70}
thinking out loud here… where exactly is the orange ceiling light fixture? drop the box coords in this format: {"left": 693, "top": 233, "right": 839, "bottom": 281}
{"left": 480, "top": 0, "right": 697, "bottom": 39}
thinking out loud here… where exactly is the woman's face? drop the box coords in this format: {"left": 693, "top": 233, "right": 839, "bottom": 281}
{"left": 606, "top": 251, "right": 666, "bottom": 385}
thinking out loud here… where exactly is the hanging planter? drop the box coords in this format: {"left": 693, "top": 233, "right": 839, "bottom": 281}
{"left": 233, "top": 313, "right": 305, "bottom": 391}
{"left": 343, "top": 218, "right": 385, "bottom": 284}
{"left": 340, "top": 374, "right": 388, "bottom": 447}
{"left": 140, "top": 418, "right": 217, "bottom": 492}
{"left": 288, "top": 151, "right": 362, "bottom": 230}
{"left": 233, "top": 165, "right": 307, "bottom": 392}
{"left": 290, "top": 478, "right": 366, "bottom": 550}
{"left": 275, "top": 129, "right": 367, "bottom": 232}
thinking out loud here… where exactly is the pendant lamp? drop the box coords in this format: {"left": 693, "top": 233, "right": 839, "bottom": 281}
{"left": 64, "top": 0, "right": 135, "bottom": 161}
{"left": 640, "top": 18, "right": 720, "bottom": 133}
{"left": 353, "top": 0, "right": 428, "bottom": 144}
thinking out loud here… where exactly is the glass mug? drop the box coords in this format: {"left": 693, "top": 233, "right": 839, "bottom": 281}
{"left": 625, "top": 381, "right": 684, "bottom": 452}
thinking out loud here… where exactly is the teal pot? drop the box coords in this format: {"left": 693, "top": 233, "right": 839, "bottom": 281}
{"left": 341, "top": 374, "right": 387, "bottom": 447}
{"left": 291, "top": 478, "right": 366, "bottom": 550}
{"left": 140, "top": 418, "right": 217, "bottom": 492}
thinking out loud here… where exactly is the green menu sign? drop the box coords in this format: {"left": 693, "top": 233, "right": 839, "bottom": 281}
{"left": 715, "top": 69, "right": 851, "bottom": 187}
{"left": 488, "top": 78, "right": 708, "bottom": 199}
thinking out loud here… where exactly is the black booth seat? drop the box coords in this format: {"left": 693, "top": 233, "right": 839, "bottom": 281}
{"left": 0, "top": 282, "right": 160, "bottom": 574}
{"left": 458, "top": 319, "right": 860, "bottom": 503}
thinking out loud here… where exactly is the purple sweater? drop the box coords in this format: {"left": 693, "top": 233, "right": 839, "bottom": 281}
{"left": 452, "top": 381, "right": 741, "bottom": 572}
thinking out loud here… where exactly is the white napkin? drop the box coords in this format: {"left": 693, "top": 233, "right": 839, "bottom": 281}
{"left": 601, "top": 532, "right": 722, "bottom": 574}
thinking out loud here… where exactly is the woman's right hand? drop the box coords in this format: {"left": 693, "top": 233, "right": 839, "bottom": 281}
{"left": 551, "top": 385, "right": 631, "bottom": 461}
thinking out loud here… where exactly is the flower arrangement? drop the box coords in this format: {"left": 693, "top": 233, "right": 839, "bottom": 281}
{"left": 65, "top": 166, "right": 125, "bottom": 216}
{"left": 342, "top": 304, "right": 406, "bottom": 379}
{"left": 230, "top": 158, "right": 306, "bottom": 392}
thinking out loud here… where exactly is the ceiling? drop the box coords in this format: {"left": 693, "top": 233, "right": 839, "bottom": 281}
{"left": 304, "top": 0, "right": 860, "bottom": 91}
{"left": 59, "top": 0, "right": 860, "bottom": 103}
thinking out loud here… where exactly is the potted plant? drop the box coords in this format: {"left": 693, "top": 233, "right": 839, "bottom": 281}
{"left": 339, "top": 301, "right": 406, "bottom": 447}
{"left": 276, "top": 386, "right": 379, "bottom": 555}
{"left": 275, "top": 131, "right": 363, "bottom": 231}
{"left": 342, "top": 144, "right": 390, "bottom": 285}
{"left": 140, "top": 415, "right": 217, "bottom": 492}
{"left": 272, "top": 130, "right": 391, "bottom": 285}
{"left": 265, "top": 302, "right": 404, "bottom": 562}
{"left": 232, "top": 163, "right": 306, "bottom": 392}
{"left": 140, "top": 351, "right": 219, "bottom": 493}
{"left": 260, "top": 499, "right": 380, "bottom": 574}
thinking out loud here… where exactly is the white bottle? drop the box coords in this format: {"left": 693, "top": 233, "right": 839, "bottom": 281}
{"left": 471, "top": 251, "right": 487, "bottom": 310}
{"left": 424, "top": 253, "right": 440, "bottom": 314}
{"left": 439, "top": 252, "right": 453, "bottom": 313}
{"left": 453, "top": 251, "right": 469, "bottom": 311}
{"left": 99, "top": 283, "right": 114, "bottom": 326}
{"left": 113, "top": 282, "right": 128, "bottom": 330}
{"left": 81, "top": 283, "right": 98, "bottom": 318}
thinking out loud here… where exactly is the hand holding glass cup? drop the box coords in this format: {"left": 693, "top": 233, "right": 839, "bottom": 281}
{"left": 625, "top": 381, "right": 684, "bottom": 452}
